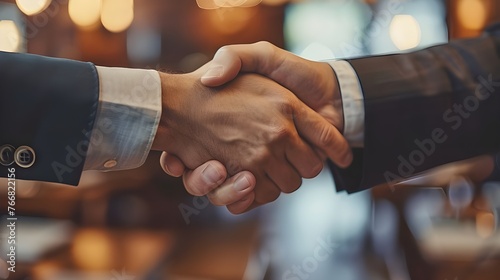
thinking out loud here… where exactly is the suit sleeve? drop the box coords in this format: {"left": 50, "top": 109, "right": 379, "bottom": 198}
{"left": 0, "top": 51, "right": 99, "bottom": 185}
{"left": 331, "top": 26, "right": 500, "bottom": 193}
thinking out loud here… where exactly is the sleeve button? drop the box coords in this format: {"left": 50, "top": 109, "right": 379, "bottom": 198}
{"left": 104, "top": 160, "right": 117, "bottom": 168}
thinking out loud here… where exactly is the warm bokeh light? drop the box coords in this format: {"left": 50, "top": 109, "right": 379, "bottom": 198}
{"left": 0, "top": 20, "right": 22, "bottom": 53}
{"left": 214, "top": 0, "right": 261, "bottom": 8}
{"left": 208, "top": 7, "right": 255, "bottom": 34}
{"left": 262, "top": 0, "right": 289, "bottom": 6}
{"left": 476, "top": 212, "right": 495, "bottom": 238}
{"left": 196, "top": 0, "right": 218, "bottom": 9}
{"left": 390, "top": 15, "right": 421, "bottom": 51}
{"left": 457, "top": 0, "right": 488, "bottom": 30}
{"left": 16, "top": 0, "right": 51, "bottom": 16}
{"left": 72, "top": 230, "right": 115, "bottom": 270}
{"left": 68, "top": 0, "right": 102, "bottom": 29}
{"left": 197, "top": 0, "right": 261, "bottom": 9}
{"left": 101, "top": 0, "right": 134, "bottom": 33}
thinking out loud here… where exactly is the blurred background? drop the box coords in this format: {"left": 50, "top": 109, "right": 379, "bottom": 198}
{"left": 1, "top": 0, "right": 500, "bottom": 279}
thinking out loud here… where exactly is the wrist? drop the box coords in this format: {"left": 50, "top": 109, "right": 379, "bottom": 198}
{"left": 327, "top": 60, "right": 365, "bottom": 147}
{"left": 319, "top": 62, "right": 344, "bottom": 133}
{"left": 330, "top": 65, "right": 344, "bottom": 133}
{"left": 152, "top": 72, "right": 185, "bottom": 151}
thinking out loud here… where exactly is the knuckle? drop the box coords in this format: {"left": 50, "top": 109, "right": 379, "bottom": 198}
{"left": 183, "top": 180, "right": 204, "bottom": 196}
{"left": 267, "top": 192, "right": 281, "bottom": 203}
{"left": 318, "top": 126, "right": 335, "bottom": 147}
{"left": 282, "top": 179, "right": 302, "bottom": 194}
{"left": 278, "top": 100, "right": 295, "bottom": 119}
{"left": 254, "top": 41, "right": 273, "bottom": 52}
{"left": 226, "top": 160, "right": 243, "bottom": 175}
{"left": 207, "top": 192, "right": 226, "bottom": 206}
{"left": 272, "top": 125, "right": 291, "bottom": 142}
{"left": 216, "top": 45, "right": 231, "bottom": 55}
{"left": 253, "top": 41, "right": 278, "bottom": 73}
{"left": 246, "top": 148, "right": 272, "bottom": 165}
{"left": 256, "top": 189, "right": 280, "bottom": 204}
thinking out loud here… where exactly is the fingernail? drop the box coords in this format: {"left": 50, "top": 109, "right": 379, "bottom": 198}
{"left": 202, "top": 65, "right": 224, "bottom": 80}
{"left": 233, "top": 176, "right": 251, "bottom": 192}
{"left": 202, "top": 164, "right": 223, "bottom": 185}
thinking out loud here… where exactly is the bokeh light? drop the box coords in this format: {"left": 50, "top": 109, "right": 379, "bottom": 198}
{"left": 285, "top": 1, "right": 370, "bottom": 59}
{"left": 476, "top": 212, "right": 495, "bottom": 238}
{"left": 299, "top": 42, "right": 335, "bottom": 61}
{"left": 262, "top": 0, "right": 289, "bottom": 6}
{"left": 16, "top": 0, "right": 51, "bottom": 16}
{"left": 208, "top": 7, "right": 255, "bottom": 35}
{"left": 197, "top": 0, "right": 261, "bottom": 9}
{"left": 127, "top": 24, "right": 162, "bottom": 64}
{"left": 72, "top": 230, "right": 115, "bottom": 270}
{"left": 457, "top": 0, "right": 488, "bottom": 30}
{"left": 101, "top": 0, "right": 134, "bottom": 33}
{"left": 390, "top": 15, "right": 421, "bottom": 51}
{"left": 214, "top": 0, "right": 261, "bottom": 8}
{"left": 0, "top": 20, "right": 22, "bottom": 52}
{"left": 448, "top": 177, "right": 474, "bottom": 214}
{"left": 68, "top": 0, "right": 102, "bottom": 29}
{"left": 196, "top": 0, "right": 219, "bottom": 10}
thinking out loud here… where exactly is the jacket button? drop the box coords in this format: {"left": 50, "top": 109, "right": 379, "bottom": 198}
{"left": 0, "top": 145, "right": 15, "bottom": 166}
{"left": 15, "top": 146, "right": 36, "bottom": 168}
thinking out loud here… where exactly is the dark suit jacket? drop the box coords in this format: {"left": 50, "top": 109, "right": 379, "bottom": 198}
{"left": 0, "top": 51, "right": 99, "bottom": 185}
{"left": 332, "top": 23, "right": 500, "bottom": 193}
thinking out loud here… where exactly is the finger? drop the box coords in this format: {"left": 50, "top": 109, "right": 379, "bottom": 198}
{"left": 314, "top": 147, "right": 328, "bottom": 162}
{"left": 294, "top": 105, "right": 353, "bottom": 168}
{"left": 285, "top": 135, "right": 324, "bottom": 179}
{"left": 226, "top": 193, "right": 257, "bottom": 215}
{"left": 182, "top": 161, "right": 228, "bottom": 196}
{"left": 254, "top": 175, "right": 282, "bottom": 205}
{"left": 264, "top": 158, "right": 302, "bottom": 194}
{"left": 160, "top": 152, "right": 186, "bottom": 177}
{"left": 207, "top": 171, "right": 256, "bottom": 206}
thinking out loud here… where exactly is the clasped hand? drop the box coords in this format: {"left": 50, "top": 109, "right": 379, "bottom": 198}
{"left": 153, "top": 42, "right": 352, "bottom": 214}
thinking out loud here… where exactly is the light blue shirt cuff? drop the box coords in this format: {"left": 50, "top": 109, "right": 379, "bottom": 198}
{"left": 327, "top": 60, "right": 365, "bottom": 147}
{"left": 83, "top": 66, "right": 162, "bottom": 171}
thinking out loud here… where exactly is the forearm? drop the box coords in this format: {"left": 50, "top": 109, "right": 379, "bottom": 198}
{"left": 0, "top": 51, "right": 99, "bottom": 185}
{"left": 344, "top": 32, "right": 500, "bottom": 191}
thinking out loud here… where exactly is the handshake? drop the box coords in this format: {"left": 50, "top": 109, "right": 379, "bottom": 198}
{"left": 151, "top": 42, "right": 353, "bottom": 214}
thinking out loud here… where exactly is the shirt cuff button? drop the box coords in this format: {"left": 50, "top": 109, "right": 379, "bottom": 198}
{"left": 104, "top": 160, "right": 117, "bottom": 169}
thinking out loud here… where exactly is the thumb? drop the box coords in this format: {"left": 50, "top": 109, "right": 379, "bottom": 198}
{"left": 201, "top": 41, "right": 279, "bottom": 87}
{"left": 159, "top": 152, "right": 186, "bottom": 177}
{"left": 201, "top": 47, "right": 243, "bottom": 87}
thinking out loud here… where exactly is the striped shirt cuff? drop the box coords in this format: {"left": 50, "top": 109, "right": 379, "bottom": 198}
{"left": 83, "top": 66, "right": 162, "bottom": 171}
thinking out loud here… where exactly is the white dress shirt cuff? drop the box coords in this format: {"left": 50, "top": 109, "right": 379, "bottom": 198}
{"left": 84, "top": 66, "right": 162, "bottom": 171}
{"left": 327, "top": 60, "right": 365, "bottom": 147}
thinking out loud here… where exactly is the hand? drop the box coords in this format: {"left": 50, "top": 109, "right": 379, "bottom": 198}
{"left": 202, "top": 42, "right": 344, "bottom": 131}
{"left": 153, "top": 64, "right": 352, "bottom": 213}
{"left": 160, "top": 42, "right": 351, "bottom": 213}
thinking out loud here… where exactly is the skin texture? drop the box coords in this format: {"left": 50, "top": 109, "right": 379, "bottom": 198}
{"left": 152, "top": 60, "right": 352, "bottom": 213}
{"left": 158, "top": 42, "right": 352, "bottom": 214}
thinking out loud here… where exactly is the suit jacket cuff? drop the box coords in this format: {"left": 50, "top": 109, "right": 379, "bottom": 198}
{"left": 84, "top": 66, "right": 161, "bottom": 171}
